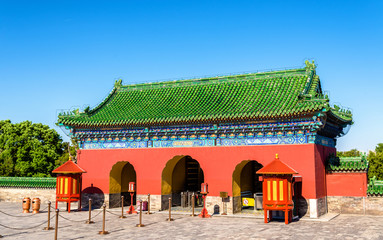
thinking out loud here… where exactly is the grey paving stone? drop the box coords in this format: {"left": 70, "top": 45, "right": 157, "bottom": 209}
{"left": 0, "top": 202, "right": 383, "bottom": 239}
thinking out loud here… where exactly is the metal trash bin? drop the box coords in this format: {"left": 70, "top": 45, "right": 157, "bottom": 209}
{"left": 181, "top": 192, "right": 187, "bottom": 208}
{"left": 187, "top": 192, "right": 193, "bottom": 207}
{"left": 142, "top": 201, "right": 148, "bottom": 211}
{"left": 254, "top": 192, "right": 263, "bottom": 210}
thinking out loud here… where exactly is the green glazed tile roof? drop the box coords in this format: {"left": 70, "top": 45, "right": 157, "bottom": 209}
{"left": 0, "top": 177, "right": 56, "bottom": 188}
{"left": 368, "top": 176, "right": 383, "bottom": 196}
{"left": 58, "top": 62, "right": 352, "bottom": 128}
{"left": 327, "top": 155, "right": 368, "bottom": 172}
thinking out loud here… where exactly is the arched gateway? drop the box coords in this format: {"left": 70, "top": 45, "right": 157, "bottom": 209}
{"left": 58, "top": 61, "right": 355, "bottom": 218}
{"left": 161, "top": 156, "right": 204, "bottom": 209}
{"left": 109, "top": 161, "right": 136, "bottom": 208}
{"left": 232, "top": 160, "right": 263, "bottom": 213}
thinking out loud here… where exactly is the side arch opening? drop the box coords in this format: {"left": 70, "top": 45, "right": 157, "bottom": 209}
{"left": 109, "top": 161, "right": 136, "bottom": 208}
{"left": 232, "top": 160, "right": 263, "bottom": 213}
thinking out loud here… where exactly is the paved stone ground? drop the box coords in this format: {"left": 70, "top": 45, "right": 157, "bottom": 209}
{"left": 1, "top": 202, "right": 383, "bottom": 240}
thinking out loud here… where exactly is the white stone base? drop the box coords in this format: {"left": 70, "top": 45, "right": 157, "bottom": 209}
{"left": 206, "top": 196, "right": 233, "bottom": 215}
{"left": 136, "top": 194, "right": 162, "bottom": 211}
{"left": 309, "top": 197, "right": 327, "bottom": 218}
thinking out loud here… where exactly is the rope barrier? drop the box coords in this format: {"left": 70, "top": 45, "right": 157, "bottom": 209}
{"left": 58, "top": 210, "right": 103, "bottom": 223}
{"left": 0, "top": 199, "right": 128, "bottom": 237}
{"left": 0, "top": 215, "right": 55, "bottom": 230}
{"left": 105, "top": 209, "right": 124, "bottom": 217}
{"left": 0, "top": 205, "right": 49, "bottom": 218}
{"left": 110, "top": 199, "right": 123, "bottom": 208}
{"left": 58, "top": 214, "right": 90, "bottom": 223}
{"left": 89, "top": 209, "right": 104, "bottom": 221}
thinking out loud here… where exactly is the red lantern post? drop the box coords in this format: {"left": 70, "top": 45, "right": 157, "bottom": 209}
{"left": 52, "top": 157, "right": 86, "bottom": 213}
{"left": 127, "top": 182, "right": 137, "bottom": 214}
{"left": 256, "top": 154, "right": 298, "bottom": 224}
{"left": 198, "top": 183, "right": 210, "bottom": 218}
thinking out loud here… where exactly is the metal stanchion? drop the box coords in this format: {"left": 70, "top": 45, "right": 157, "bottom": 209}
{"left": 43, "top": 201, "right": 54, "bottom": 230}
{"left": 85, "top": 199, "right": 94, "bottom": 224}
{"left": 54, "top": 209, "right": 59, "bottom": 240}
{"left": 120, "top": 196, "right": 126, "bottom": 218}
{"left": 220, "top": 192, "right": 228, "bottom": 215}
{"left": 166, "top": 197, "right": 174, "bottom": 221}
{"left": 222, "top": 200, "right": 227, "bottom": 215}
{"left": 136, "top": 200, "right": 145, "bottom": 227}
{"left": 190, "top": 193, "right": 196, "bottom": 217}
{"left": 98, "top": 204, "right": 109, "bottom": 235}
{"left": 146, "top": 194, "right": 151, "bottom": 214}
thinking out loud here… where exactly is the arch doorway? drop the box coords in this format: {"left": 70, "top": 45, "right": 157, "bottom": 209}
{"left": 161, "top": 155, "right": 204, "bottom": 210}
{"left": 109, "top": 161, "right": 136, "bottom": 208}
{"left": 232, "top": 160, "right": 263, "bottom": 213}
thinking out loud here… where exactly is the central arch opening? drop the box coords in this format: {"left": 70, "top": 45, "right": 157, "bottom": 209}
{"left": 161, "top": 155, "right": 204, "bottom": 209}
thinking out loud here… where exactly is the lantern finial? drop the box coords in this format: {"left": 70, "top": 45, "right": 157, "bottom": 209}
{"left": 275, "top": 153, "right": 279, "bottom": 159}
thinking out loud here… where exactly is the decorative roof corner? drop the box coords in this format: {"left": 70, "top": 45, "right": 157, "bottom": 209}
{"left": 305, "top": 60, "right": 317, "bottom": 73}
{"left": 329, "top": 105, "right": 353, "bottom": 122}
{"left": 114, "top": 79, "right": 123, "bottom": 88}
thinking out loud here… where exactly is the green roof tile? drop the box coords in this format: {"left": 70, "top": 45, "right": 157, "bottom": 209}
{"left": 0, "top": 177, "right": 56, "bottom": 188}
{"left": 368, "top": 176, "right": 383, "bottom": 196}
{"left": 58, "top": 65, "right": 352, "bottom": 128}
{"left": 327, "top": 155, "right": 368, "bottom": 172}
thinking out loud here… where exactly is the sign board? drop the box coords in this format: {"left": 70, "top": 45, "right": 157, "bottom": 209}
{"left": 242, "top": 197, "right": 255, "bottom": 207}
{"left": 220, "top": 192, "right": 228, "bottom": 198}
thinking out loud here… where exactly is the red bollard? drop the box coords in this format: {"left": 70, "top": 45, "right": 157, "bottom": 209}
{"left": 127, "top": 182, "right": 137, "bottom": 214}
{"left": 127, "top": 192, "right": 137, "bottom": 214}
{"left": 199, "top": 183, "right": 211, "bottom": 218}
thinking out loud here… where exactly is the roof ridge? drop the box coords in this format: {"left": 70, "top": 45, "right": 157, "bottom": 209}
{"left": 119, "top": 68, "right": 307, "bottom": 91}
{"left": 84, "top": 85, "right": 118, "bottom": 116}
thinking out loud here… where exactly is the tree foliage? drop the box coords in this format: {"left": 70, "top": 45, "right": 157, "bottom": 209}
{"left": 0, "top": 120, "right": 65, "bottom": 177}
{"left": 336, "top": 148, "right": 360, "bottom": 157}
{"left": 368, "top": 143, "right": 383, "bottom": 180}
{"left": 56, "top": 137, "right": 78, "bottom": 167}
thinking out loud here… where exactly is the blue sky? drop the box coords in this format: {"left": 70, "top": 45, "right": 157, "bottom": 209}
{"left": 0, "top": 1, "right": 382, "bottom": 152}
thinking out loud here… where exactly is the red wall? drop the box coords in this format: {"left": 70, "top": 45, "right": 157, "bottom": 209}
{"left": 314, "top": 145, "right": 336, "bottom": 198}
{"left": 326, "top": 172, "right": 367, "bottom": 197}
{"left": 77, "top": 144, "right": 333, "bottom": 199}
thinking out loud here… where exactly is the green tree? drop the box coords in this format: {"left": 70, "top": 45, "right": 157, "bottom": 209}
{"left": 0, "top": 120, "right": 64, "bottom": 177}
{"left": 337, "top": 148, "right": 360, "bottom": 157}
{"left": 368, "top": 143, "right": 383, "bottom": 180}
{"left": 56, "top": 137, "right": 78, "bottom": 167}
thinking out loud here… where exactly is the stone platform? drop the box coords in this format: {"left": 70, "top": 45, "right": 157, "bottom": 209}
{"left": 1, "top": 202, "right": 383, "bottom": 239}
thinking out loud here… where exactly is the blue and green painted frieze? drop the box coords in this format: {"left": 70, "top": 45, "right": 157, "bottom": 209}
{"left": 76, "top": 119, "right": 335, "bottom": 149}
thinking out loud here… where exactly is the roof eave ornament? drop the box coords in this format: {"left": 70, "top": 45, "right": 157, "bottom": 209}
{"left": 305, "top": 60, "right": 317, "bottom": 73}
{"left": 114, "top": 79, "right": 123, "bottom": 88}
